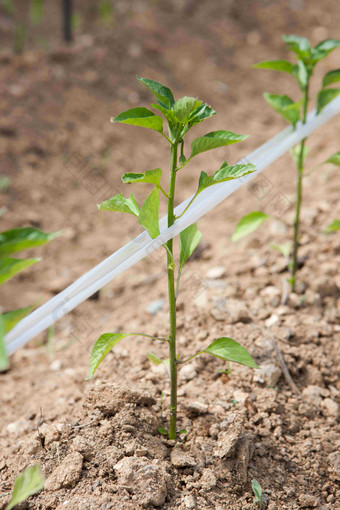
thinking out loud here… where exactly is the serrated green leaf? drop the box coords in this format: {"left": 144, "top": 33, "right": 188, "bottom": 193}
{"left": 290, "top": 143, "right": 309, "bottom": 167}
{"left": 190, "top": 130, "right": 248, "bottom": 158}
{"left": 311, "top": 39, "right": 340, "bottom": 62}
{"left": 187, "top": 103, "right": 216, "bottom": 128}
{"left": 87, "top": 333, "right": 131, "bottom": 378}
{"left": 317, "top": 88, "right": 340, "bottom": 114}
{"left": 98, "top": 193, "right": 140, "bottom": 216}
{"left": 283, "top": 34, "right": 311, "bottom": 59}
{"left": 122, "top": 168, "right": 162, "bottom": 187}
{"left": 263, "top": 93, "right": 300, "bottom": 127}
{"left": 173, "top": 96, "right": 202, "bottom": 122}
{"left": 111, "top": 107, "right": 163, "bottom": 133}
{"left": 137, "top": 76, "right": 175, "bottom": 109}
{"left": 0, "top": 228, "right": 60, "bottom": 258}
{"left": 325, "top": 220, "right": 340, "bottom": 232}
{"left": 293, "top": 60, "right": 308, "bottom": 89}
{"left": 5, "top": 464, "right": 44, "bottom": 510}
{"left": 271, "top": 242, "right": 291, "bottom": 258}
{"left": 0, "top": 314, "right": 9, "bottom": 372}
{"left": 179, "top": 224, "right": 202, "bottom": 270}
{"left": 322, "top": 69, "right": 340, "bottom": 88}
{"left": 3, "top": 305, "right": 35, "bottom": 334}
{"left": 251, "top": 479, "right": 262, "bottom": 503}
{"left": 201, "top": 337, "right": 258, "bottom": 369}
{"left": 325, "top": 152, "right": 340, "bottom": 166}
{"left": 253, "top": 59, "right": 294, "bottom": 74}
{"left": 0, "top": 257, "right": 40, "bottom": 285}
{"left": 138, "top": 187, "right": 160, "bottom": 239}
{"left": 232, "top": 211, "right": 269, "bottom": 242}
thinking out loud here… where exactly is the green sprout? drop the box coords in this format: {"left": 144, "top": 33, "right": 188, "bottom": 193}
{"left": 87, "top": 76, "right": 259, "bottom": 439}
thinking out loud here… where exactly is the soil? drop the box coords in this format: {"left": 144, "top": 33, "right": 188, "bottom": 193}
{"left": 1, "top": 0, "right": 340, "bottom": 509}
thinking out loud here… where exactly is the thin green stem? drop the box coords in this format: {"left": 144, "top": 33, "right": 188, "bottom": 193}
{"left": 175, "top": 192, "right": 198, "bottom": 220}
{"left": 160, "top": 132, "right": 172, "bottom": 144}
{"left": 167, "top": 142, "right": 178, "bottom": 440}
{"left": 159, "top": 185, "right": 170, "bottom": 199}
{"left": 129, "top": 332, "right": 169, "bottom": 343}
{"left": 291, "top": 81, "right": 309, "bottom": 291}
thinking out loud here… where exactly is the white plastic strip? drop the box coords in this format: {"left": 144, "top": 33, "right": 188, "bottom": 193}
{"left": 5, "top": 96, "right": 340, "bottom": 355}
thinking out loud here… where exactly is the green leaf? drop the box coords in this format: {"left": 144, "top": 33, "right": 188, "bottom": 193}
{"left": 193, "top": 163, "right": 256, "bottom": 200}
{"left": 0, "top": 257, "right": 40, "bottom": 285}
{"left": 5, "top": 464, "right": 44, "bottom": 510}
{"left": 3, "top": 305, "right": 35, "bottom": 334}
{"left": 0, "top": 228, "right": 60, "bottom": 258}
{"left": 311, "top": 39, "right": 340, "bottom": 62}
{"left": 157, "top": 427, "right": 168, "bottom": 436}
{"left": 323, "top": 69, "right": 340, "bottom": 88}
{"left": 151, "top": 104, "right": 177, "bottom": 126}
{"left": 146, "top": 352, "right": 170, "bottom": 369}
{"left": 290, "top": 143, "right": 309, "bottom": 167}
{"left": 201, "top": 337, "right": 258, "bottom": 369}
{"left": 325, "top": 220, "right": 340, "bottom": 232}
{"left": 283, "top": 34, "right": 311, "bottom": 59}
{"left": 317, "top": 88, "right": 340, "bottom": 114}
{"left": 174, "top": 96, "right": 202, "bottom": 122}
{"left": 231, "top": 211, "right": 269, "bottom": 242}
{"left": 87, "top": 333, "right": 131, "bottom": 379}
{"left": 325, "top": 152, "right": 340, "bottom": 166}
{"left": 179, "top": 224, "right": 202, "bottom": 270}
{"left": 97, "top": 193, "right": 139, "bottom": 216}
{"left": 122, "top": 168, "right": 162, "bottom": 187}
{"left": 263, "top": 93, "right": 300, "bottom": 127}
{"left": 190, "top": 130, "right": 248, "bottom": 158}
{"left": 138, "top": 187, "right": 160, "bottom": 239}
{"left": 293, "top": 60, "right": 308, "bottom": 89}
{"left": 253, "top": 59, "right": 294, "bottom": 74}
{"left": 271, "top": 242, "right": 291, "bottom": 258}
{"left": 136, "top": 76, "right": 175, "bottom": 109}
{"left": 187, "top": 103, "right": 216, "bottom": 128}
{"left": 251, "top": 479, "right": 262, "bottom": 503}
{"left": 111, "top": 107, "right": 163, "bottom": 133}
{"left": 0, "top": 314, "right": 9, "bottom": 372}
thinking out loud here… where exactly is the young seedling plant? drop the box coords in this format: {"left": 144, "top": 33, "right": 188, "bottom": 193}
{"left": 251, "top": 35, "right": 340, "bottom": 291}
{"left": 87, "top": 76, "right": 259, "bottom": 439}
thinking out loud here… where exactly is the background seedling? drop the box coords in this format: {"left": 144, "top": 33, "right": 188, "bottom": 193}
{"left": 87, "top": 76, "right": 259, "bottom": 439}
{"left": 251, "top": 479, "right": 268, "bottom": 508}
{"left": 0, "top": 227, "right": 60, "bottom": 371}
{"left": 253, "top": 35, "right": 340, "bottom": 291}
{"left": 5, "top": 464, "right": 44, "bottom": 510}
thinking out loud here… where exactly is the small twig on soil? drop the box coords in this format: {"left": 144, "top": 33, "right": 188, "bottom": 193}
{"left": 281, "top": 277, "right": 290, "bottom": 305}
{"left": 71, "top": 419, "right": 98, "bottom": 429}
{"left": 270, "top": 334, "right": 301, "bottom": 396}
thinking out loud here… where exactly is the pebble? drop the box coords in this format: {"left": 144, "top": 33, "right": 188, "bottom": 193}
{"left": 206, "top": 266, "right": 226, "bottom": 279}
{"left": 253, "top": 361, "right": 282, "bottom": 387}
{"left": 302, "top": 385, "right": 323, "bottom": 407}
{"left": 179, "top": 364, "right": 197, "bottom": 381}
{"left": 186, "top": 401, "right": 208, "bottom": 415}
{"left": 328, "top": 451, "right": 340, "bottom": 477}
{"left": 6, "top": 418, "right": 30, "bottom": 436}
{"left": 298, "top": 494, "right": 319, "bottom": 508}
{"left": 321, "top": 398, "right": 339, "bottom": 418}
{"left": 146, "top": 299, "right": 165, "bottom": 315}
{"left": 39, "top": 423, "right": 60, "bottom": 446}
{"left": 171, "top": 448, "right": 197, "bottom": 467}
{"left": 184, "top": 494, "right": 196, "bottom": 509}
{"left": 316, "top": 277, "right": 339, "bottom": 298}
{"left": 265, "top": 314, "right": 279, "bottom": 327}
{"left": 45, "top": 452, "right": 83, "bottom": 490}
{"left": 50, "top": 359, "right": 62, "bottom": 371}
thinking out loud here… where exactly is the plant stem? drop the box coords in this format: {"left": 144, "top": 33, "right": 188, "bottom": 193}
{"left": 291, "top": 82, "right": 309, "bottom": 291}
{"left": 167, "top": 142, "right": 178, "bottom": 440}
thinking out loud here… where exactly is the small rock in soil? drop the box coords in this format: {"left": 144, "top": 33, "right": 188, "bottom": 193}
{"left": 215, "top": 412, "right": 245, "bottom": 458}
{"left": 39, "top": 423, "right": 60, "bottom": 446}
{"left": 45, "top": 451, "right": 83, "bottom": 490}
{"left": 315, "top": 277, "right": 339, "bottom": 298}
{"left": 179, "top": 364, "right": 197, "bottom": 381}
{"left": 186, "top": 401, "right": 209, "bottom": 415}
{"left": 114, "top": 456, "right": 168, "bottom": 507}
{"left": 321, "top": 398, "right": 339, "bottom": 418}
{"left": 298, "top": 493, "right": 319, "bottom": 508}
{"left": 183, "top": 494, "right": 196, "bottom": 509}
{"left": 171, "top": 448, "right": 197, "bottom": 467}
{"left": 146, "top": 299, "right": 165, "bottom": 315}
{"left": 206, "top": 266, "right": 226, "bottom": 279}
{"left": 302, "top": 385, "right": 323, "bottom": 407}
{"left": 328, "top": 451, "right": 340, "bottom": 478}
{"left": 212, "top": 298, "right": 250, "bottom": 324}
{"left": 72, "top": 435, "right": 95, "bottom": 460}
{"left": 6, "top": 418, "right": 30, "bottom": 436}
{"left": 84, "top": 382, "right": 156, "bottom": 416}
{"left": 253, "top": 361, "right": 282, "bottom": 387}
